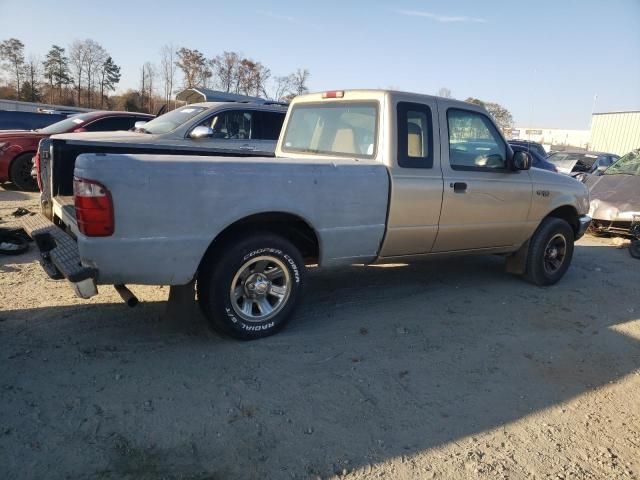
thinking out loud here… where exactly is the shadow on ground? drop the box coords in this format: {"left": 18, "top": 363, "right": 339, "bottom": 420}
{"left": 1, "top": 244, "right": 639, "bottom": 479}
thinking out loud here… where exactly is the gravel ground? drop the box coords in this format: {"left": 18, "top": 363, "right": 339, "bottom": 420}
{"left": 1, "top": 187, "right": 640, "bottom": 480}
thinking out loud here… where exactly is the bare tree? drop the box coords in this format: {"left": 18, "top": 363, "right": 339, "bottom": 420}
{"left": 271, "top": 75, "right": 292, "bottom": 101}
{"left": 0, "top": 38, "right": 26, "bottom": 98}
{"left": 437, "top": 87, "right": 452, "bottom": 98}
{"left": 140, "top": 62, "right": 156, "bottom": 113}
{"left": 23, "top": 55, "right": 42, "bottom": 101}
{"left": 176, "top": 47, "right": 209, "bottom": 89}
{"left": 160, "top": 44, "right": 177, "bottom": 107}
{"left": 69, "top": 40, "right": 88, "bottom": 106}
{"left": 84, "top": 40, "right": 107, "bottom": 107}
{"left": 211, "top": 51, "right": 239, "bottom": 93}
{"left": 290, "top": 68, "right": 310, "bottom": 96}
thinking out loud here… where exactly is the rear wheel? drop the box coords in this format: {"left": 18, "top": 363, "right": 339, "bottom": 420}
{"left": 9, "top": 153, "right": 38, "bottom": 191}
{"left": 525, "top": 217, "right": 575, "bottom": 286}
{"left": 197, "top": 232, "right": 305, "bottom": 340}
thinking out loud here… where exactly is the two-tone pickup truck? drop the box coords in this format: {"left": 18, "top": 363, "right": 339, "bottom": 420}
{"left": 25, "top": 90, "right": 591, "bottom": 339}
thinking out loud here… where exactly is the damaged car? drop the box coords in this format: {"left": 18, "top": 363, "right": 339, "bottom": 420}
{"left": 586, "top": 149, "right": 640, "bottom": 257}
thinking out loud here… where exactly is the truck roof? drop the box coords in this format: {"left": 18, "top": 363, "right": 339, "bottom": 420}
{"left": 291, "top": 89, "right": 475, "bottom": 110}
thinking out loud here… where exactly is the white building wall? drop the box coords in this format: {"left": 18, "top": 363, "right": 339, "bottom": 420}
{"left": 590, "top": 111, "right": 640, "bottom": 156}
{"left": 509, "top": 127, "right": 591, "bottom": 150}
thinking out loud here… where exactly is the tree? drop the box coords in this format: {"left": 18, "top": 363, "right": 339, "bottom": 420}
{"left": 43, "top": 45, "right": 71, "bottom": 104}
{"left": 99, "top": 56, "right": 121, "bottom": 108}
{"left": 22, "top": 55, "right": 42, "bottom": 102}
{"left": 69, "top": 40, "right": 88, "bottom": 106}
{"left": 159, "top": 44, "right": 177, "bottom": 107}
{"left": 272, "top": 75, "right": 293, "bottom": 101}
{"left": 465, "top": 97, "right": 514, "bottom": 134}
{"left": 437, "top": 87, "right": 452, "bottom": 98}
{"left": 212, "top": 51, "right": 240, "bottom": 93}
{"left": 0, "top": 38, "right": 26, "bottom": 98}
{"left": 290, "top": 68, "right": 310, "bottom": 96}
{"left": 139, "top": 62, "right": 156, "bottom": 113}
{"left": 84, "top": 39, "right": 107, "bottom": 107}
{"left": 175, "top": 47, "right": 210, "bottom": 89}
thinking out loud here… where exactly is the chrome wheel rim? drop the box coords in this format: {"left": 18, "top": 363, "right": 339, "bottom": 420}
{"left": 230, "top": 255, "right": 291, "bottom": 322}
{"left": 543, "top": 233, "right": 567, "bottom": 275}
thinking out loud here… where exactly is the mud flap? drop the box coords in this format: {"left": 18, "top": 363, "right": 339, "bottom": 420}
{"left": 505, "top": 240, "right": 530, "bottom": 275}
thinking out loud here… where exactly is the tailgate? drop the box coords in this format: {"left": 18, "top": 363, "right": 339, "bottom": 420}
{"left": 22, "top": 213, "right": 98, "bottom": 298}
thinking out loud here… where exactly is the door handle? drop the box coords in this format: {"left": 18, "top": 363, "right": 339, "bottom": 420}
{"left": 450, "top": 182, "right": 467, "bottom": 193}
{"left": 239, "top": 144, "right": 255, "bottom": 150}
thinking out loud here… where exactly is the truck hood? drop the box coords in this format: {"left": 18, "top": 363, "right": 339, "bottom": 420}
{"left": 587, "top": 174, "right": 640, "bottom": 221}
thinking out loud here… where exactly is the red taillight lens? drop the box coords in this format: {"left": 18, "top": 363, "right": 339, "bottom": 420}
{"left": 73, "top": 177, "right": 114, "bottom": 237}
{"left": 322, "top": 91, "right": 344, "bottom": 99}
{"left": 34, "top": 153, "right": 41, "bottom": 190}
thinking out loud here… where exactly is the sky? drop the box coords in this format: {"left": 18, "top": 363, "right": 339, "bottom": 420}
{"left": 1, "top": 0, "right": 639, "bottom": 129}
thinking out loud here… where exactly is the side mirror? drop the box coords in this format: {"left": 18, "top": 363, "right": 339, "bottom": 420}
{"left": 72, "top": 127, "right": 87, "bottom": 133}
{"left": 512, "top": 151, "right": 531, "bottom": 171}
{"left": 134, "top": 121, "right": 147, "bottom": 130}
{"left": 596, "top": 165, "right": 608, "bottom": 174}
{"left": 189, "top": 125, "right": 214, "bottom": 139}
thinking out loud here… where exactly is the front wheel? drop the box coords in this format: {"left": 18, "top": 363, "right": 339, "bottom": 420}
{"left": 525, "top": 217, "right": 575, "bottom": 286}
{"left": 9, "top": 153, "right": 38, "bottom": 191}
{"left": 197, "top": 233, "right": 305, "bottom": 340}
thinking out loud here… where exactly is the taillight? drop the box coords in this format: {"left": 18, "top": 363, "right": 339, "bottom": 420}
{"left": 73, "top": 177, "right": 114, "bottom": 237}
{"left": 322, "top": 91, "right": 344, "bottom": 99}
{"left": 34, "top": 152, "right": 41, "bottom": 190}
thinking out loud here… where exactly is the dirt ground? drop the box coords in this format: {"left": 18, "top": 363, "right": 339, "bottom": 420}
{"left": 1, "top": 187, "right": 640, "bottom": 480}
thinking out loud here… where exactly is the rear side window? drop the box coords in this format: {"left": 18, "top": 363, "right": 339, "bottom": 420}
{"left": 255, "top": 111, "right": 286, "bottom": 140}
{"left": 85, "top": 116, "right": 137, "bottom": 132}
{"left": 397, "top": 102, "right": 433, "bottom": 168}
{"left": 447, "top": 109, "right": 507, "bottom": 170}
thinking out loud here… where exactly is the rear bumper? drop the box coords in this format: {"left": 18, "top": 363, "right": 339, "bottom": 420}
{"left": 22, "top": 213, "right": 98, "bottom": 299}
{"left": 576, "top": 215, "right": 591, "bottom": 240}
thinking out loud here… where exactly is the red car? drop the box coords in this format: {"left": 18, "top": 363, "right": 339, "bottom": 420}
{"left": 0, "top": 111, "right": 153, "bottom": 191}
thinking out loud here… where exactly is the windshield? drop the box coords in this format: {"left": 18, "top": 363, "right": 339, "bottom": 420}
{"left": 139, "top": 106, "right": 207, "bottom": 134}
{"left": 281, "top": 102, "right": 378, "bottom": 158}
{"left": 547, "top": 152, "right": 599, "bottom": 172}
{"left": 38, "top": 113, "right": 96, "bottom": 134}
{"left": 604, "top": 150, "right": 640, "bottom": 176}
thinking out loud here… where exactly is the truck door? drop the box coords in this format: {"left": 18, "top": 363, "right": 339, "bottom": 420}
{"left": 432, "top": 106, "right": 533, "bottom": 252}
{"left": 379, "top": 99, "right": 443, "bottom": 256}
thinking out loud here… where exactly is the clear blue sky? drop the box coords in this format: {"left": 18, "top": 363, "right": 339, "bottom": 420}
{"left": 1, "top": 0, "right": 639, "bottom": 128}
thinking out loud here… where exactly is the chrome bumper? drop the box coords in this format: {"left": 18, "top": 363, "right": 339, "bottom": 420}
{"left": 576, "top": 215, "right": 591, "bottom": 240}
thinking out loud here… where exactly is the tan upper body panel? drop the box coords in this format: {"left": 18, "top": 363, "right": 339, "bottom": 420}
{"left": 276, "top": 89, "right": 589, "bottom": 259}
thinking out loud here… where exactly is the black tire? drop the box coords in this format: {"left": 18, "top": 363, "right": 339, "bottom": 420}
{"left": 9, "top": 153, "right": 38, "bottom": 191}
{"left": 197, "top": 232, "right": 305, "bottom": 340}
{"left": 630, "top": 240, "right": 640, "bottom": 259}
{"left": 0, "top": 236, "right": 28, "bottom": 255}
{"left": 525, "top": 217, "right": 575, "bottom": 286}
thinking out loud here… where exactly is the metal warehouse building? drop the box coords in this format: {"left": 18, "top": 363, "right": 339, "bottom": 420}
{"left": 590, "top": 111, "right": 640, "bottom": 155}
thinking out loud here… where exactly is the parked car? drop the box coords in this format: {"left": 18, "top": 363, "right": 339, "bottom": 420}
{"left": 507, "top": 140, "right": 548, "bottom": 159}
{"left": 508, "top": 142, "right": 557, "bottom": 172}
{"left": 0, "top": 111, "right": 153, "bottom": 191}
{"left": 546, "top": 150, "right": 619, "bottom": 176}
{"left": 586, "top": 149, "right": 640, "bottom": 238}
{"left": 24, "top": 89, "right": 590, "bottom": 340}
{"left": 34, "top": 102, "right": 288, "bottom": 198}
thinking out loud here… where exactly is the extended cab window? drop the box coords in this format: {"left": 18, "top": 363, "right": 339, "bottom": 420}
{"left": 397, "top": 102, "right": 433, "bottom": 168}
{"left": 282, "top": 102, "right": 377, "bottom": 158}
{"left": 255, "top": 111, "right": 286, "bottom": 140}
{"left": 447, "top": 109, "right": 507, "bottom": 170}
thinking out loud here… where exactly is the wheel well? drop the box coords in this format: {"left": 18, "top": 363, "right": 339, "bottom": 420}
{"left": 9, "top": 151, "right": 35, "bottom": 180}
{"left": 200, "top": 212, "right": 320, "bottom": 268}
{"left": 546, "top": 205, "right": 579, "bottom": 235}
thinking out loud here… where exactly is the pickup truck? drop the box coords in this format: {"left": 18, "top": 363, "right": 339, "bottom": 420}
{"left": 24, "top": 89, "right": 591, "bottom": 340}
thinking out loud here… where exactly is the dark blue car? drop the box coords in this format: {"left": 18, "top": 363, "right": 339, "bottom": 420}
{"left": 508, "top": 141, "right": 557, "bottom": 172}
